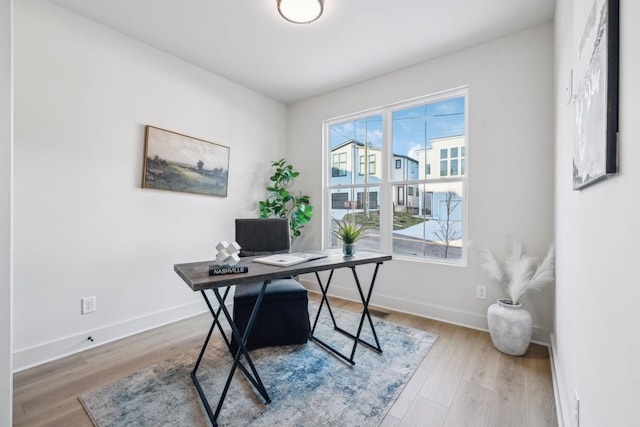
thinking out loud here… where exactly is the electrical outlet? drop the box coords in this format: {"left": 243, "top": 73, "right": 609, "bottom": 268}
{"left": 475, "top": 285, "right": 487, "bottom": 300}
{"left": 574, "top": 389, "right": 580, "bottom": 427}
{"left": 81, "top": 296, "right": 96, "bottom": 314}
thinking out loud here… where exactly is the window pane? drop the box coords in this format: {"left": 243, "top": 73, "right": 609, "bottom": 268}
{"left": 392, "top": 183, "right": 463, "bottom": 259}
{"left": 329, "top": 186, "right": 381, "bottom": 251}
{"left": 329, "top": 115, "right": 382, "bottom": 186}
{"left": 331, "top": 153, "right": 347, "bottom": 177}
{"left": 391, "top": 105, "right": 424, "bottom": 183}
{"left": 440, "top": 160, "right": 448, "bottom": 176}
{"left": 391, "top": 97, "right": 465, "bottom": 181}
{"left": 450, "top": 159, "right": 459, "bottom": 176}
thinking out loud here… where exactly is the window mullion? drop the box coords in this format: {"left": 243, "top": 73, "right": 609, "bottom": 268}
{"left": 379, "top": 110, "right": 393, "bottom": 253}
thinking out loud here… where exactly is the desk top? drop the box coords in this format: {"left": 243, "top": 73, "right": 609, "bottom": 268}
{"left": 174, "top": 249, "right": 392, "bottom": 292}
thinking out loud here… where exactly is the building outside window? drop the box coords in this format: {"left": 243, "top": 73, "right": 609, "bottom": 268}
{"left": 324, "top": 89, "right": 467, "bottom": 263}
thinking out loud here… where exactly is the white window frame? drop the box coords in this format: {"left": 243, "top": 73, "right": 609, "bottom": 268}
{"left": 322, "top": 87, "right": 468, "bottom": 265}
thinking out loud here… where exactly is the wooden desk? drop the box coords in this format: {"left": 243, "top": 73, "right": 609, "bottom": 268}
{"left": 174, "top": 249, "right": 392, "bottom": 426}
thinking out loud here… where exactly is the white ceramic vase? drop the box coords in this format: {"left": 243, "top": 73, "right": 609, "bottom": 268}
{"left": 487, "top": 299, "right": 532, "bottom": 356}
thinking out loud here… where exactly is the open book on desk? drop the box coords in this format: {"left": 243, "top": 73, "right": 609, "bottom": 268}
{"left": 252, "top": 252, "right": 328, "bottom": 267}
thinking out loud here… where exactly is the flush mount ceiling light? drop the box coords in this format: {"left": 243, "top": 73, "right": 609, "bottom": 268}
{"left": 277, "top": 0, "right": 324, "bottom": 24}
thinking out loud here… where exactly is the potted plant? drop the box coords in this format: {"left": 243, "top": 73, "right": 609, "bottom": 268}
{"left": 332, "top": 219, "right": 367, "bottom": 256}
{"left": 476, "top": 240, "right": 555, "bottom": 356}
{"left": 259, "top": 159, "right": 313, "bottom": 243}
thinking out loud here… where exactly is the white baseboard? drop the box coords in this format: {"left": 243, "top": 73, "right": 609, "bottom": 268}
{"left": 300, "top": 278, "right": 550, "bottom": 346}
{"left": 14, "top": 282, "right": 551, "bottom": 373}
{"left": 13, "top": 300, "right": 210, "bottom": 372}
{"left": 549, "top": 333, "right": 568, "bottom": 427}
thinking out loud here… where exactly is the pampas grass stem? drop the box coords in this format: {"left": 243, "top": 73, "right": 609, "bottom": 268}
{"left": 476, "top": 241, "right": 555, "bottom": 304}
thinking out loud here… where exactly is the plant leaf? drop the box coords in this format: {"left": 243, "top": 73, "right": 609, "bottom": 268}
{"left": 525, "top": 245, "right": 555, "bottom": 294}
{"left": 476, "top": 246, "right": 503, "bottom": 284}
{"left": 506, "top": 254, "right": 536, "bottom": 303}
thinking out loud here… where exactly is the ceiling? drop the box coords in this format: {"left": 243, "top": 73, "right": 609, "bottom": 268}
{"left": 48, "top": 0, "right": 555, "bottom": 104}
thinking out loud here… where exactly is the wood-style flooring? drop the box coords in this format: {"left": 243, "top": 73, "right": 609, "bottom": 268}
{"left": 13, "top": 293, "right": 557, "bottom": 426}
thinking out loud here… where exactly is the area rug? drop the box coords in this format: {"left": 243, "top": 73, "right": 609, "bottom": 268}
{"left": 79, "top": 302, "right": 438, "bottom": 426}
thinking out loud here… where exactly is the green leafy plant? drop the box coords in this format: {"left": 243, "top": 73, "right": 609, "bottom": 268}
{"left": 258, "top": 158, "right": 313, "bottom": 243}
{"left": 332, "top": 220, "right": 368, "bottom": 244}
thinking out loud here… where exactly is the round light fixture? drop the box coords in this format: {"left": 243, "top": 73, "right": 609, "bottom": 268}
{"left": 277, "top": 0, "right": 324, "bottom": 24}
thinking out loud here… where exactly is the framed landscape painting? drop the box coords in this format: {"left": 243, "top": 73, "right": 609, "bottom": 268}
{"left": 572, "top": 0, "right": 619, "bottom": 190}
{"left": 142, "top": 126, "right": 229, "bottom": 197}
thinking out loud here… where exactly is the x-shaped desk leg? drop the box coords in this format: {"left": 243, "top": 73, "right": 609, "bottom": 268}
{"left": 309, "top": 262, "right": 383, "bottom": 365}
{"left": 191, "top": 281, "right": 272, "bottom": 426}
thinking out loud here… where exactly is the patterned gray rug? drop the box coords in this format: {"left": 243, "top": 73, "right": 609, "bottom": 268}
{"left": 79, "top": 301, "right": 438, "bottom": 426}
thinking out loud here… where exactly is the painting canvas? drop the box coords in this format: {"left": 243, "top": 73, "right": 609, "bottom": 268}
{"left": 142, "top": 126, "right": 229, "bottom": 197}
{"left": 572, "top": 0, "right": 619, "bottom": 190}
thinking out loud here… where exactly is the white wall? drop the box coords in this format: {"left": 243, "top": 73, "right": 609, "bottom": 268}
{"left": 12, "top": 0, "right": 287, "bottom": 370}
{"left": 288, "top": 24, "right": 555, "bottom": 342}
{"left": 1, "top": 0, "right": 13, "bottom": 423}
{"left": 553, "top": 1, "right": 640, "bottom": 426}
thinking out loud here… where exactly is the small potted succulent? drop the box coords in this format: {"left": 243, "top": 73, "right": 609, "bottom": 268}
{"left": 332, "top": 219, "right": 367, "bottom": 256}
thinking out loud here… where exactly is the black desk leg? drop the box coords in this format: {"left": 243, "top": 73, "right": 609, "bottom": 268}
{"left": 348, "top": 263, "right": 383, "bottom": 359}
{"left": 309, "top": 262, "right": 384, "bottom": 365}
{"left": 191, "top": 281, "right": 272, "bottom": 427}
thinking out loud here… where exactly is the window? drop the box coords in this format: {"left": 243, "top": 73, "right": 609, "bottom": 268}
{"left": 332, "top": 153, "right": 347, "bottom": 177}
{"left": 440, "top": 160, "right": 448, "bottom": 177}
{"left": 360, "top": 154, "right": 376, "bottom": 175}
{"left": 325, "top": 89, "right": 467, "bottom": 263}
{"left": 450, "top": 159, "right": 459, "bottom": 176}
{"left": 331, "top": 192, "right": 348, "bottom": 209}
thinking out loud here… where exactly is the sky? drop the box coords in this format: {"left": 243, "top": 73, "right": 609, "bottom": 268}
{"left": 330, "top": 96, "right": 465, "bottom": 160}
{"left": 145, "top": 126, "right": 229, "bottom": 171}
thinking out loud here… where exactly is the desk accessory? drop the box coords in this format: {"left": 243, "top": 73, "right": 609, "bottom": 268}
{"left": 209, "top": 241, "right": 247, "bottom": 275}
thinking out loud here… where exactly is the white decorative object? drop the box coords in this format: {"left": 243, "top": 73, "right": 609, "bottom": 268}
{"left": 475, "top": 240, "right": 555, "bottom": 356}
{"left": 487, "top": 299, "right": 532, "bottom": 356}
{"left": 215, "top": 241, "right": 241, "bottom": 267}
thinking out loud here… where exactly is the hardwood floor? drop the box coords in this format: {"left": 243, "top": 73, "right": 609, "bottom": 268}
{"left": 13, "top": 294, "right": 557, "bottom": 426}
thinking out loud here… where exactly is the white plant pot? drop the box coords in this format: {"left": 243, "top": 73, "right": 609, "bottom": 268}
{"left": 487, "top": 299, "right": 532, "bottom": 356}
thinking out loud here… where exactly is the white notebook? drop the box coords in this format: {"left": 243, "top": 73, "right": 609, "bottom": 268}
{"left": 253, "top": 253, "right": 327, "bottom": 267}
